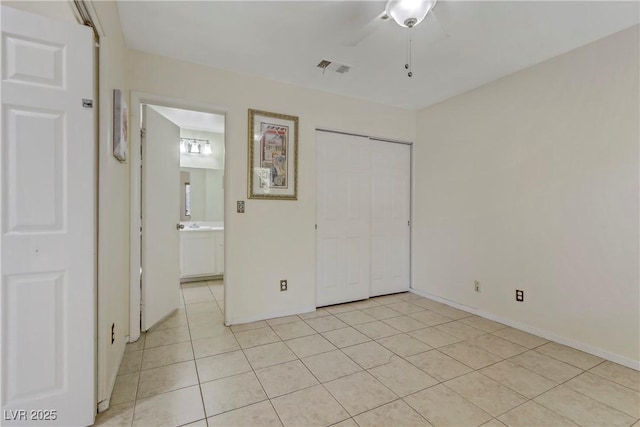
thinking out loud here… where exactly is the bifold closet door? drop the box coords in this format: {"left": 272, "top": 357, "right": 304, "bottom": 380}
{"left": 316, "top": 132, "right": 371, "bottom": 307}
{"left": 370, "top": 140, "right": 411, "bottom": 296}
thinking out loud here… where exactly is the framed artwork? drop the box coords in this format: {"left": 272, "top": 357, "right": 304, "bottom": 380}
{"left": 113, "top": 89, "right": 128, "bottom": 162}
{"left": 248, "top": 109, "right": 298, "bottom": 200}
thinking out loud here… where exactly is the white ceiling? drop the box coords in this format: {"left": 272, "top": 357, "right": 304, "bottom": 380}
{"left": 118, "top": 1, "right": 639, "bottom": 110}
{"left": 150, "top": 105, "right": 225, "bottom": 133}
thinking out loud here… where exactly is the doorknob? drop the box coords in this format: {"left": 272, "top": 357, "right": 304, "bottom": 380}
{"left": 177, "top": 223, "right": 185, "bottom": 230}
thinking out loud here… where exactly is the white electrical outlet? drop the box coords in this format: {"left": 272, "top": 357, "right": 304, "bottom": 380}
{"left": 474, "top": 280, "right": 480, "bottom": 292}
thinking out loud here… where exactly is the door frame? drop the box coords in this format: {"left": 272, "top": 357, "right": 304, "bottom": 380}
{"left": 129, "top": 92, "right": 229, "bottom": 341}
{"left": 314, "top": 128, "right": 414, "bottom": 305}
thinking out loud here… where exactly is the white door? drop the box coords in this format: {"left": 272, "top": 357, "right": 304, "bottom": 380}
{"left": 370, "top": 140, "right": 411, "bottom": 296}
{"left": 0, "top": 6, "right": 95, "bottom": 426}
{"left": 316, "top": 132, "right": 371, "bottom": 306}
{"left": 141, "top": 106, "right": 181, "bottom": 330}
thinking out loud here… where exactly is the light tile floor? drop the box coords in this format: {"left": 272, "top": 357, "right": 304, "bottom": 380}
{"left": 95, "top": 280, "right": 640, "bottom": 427}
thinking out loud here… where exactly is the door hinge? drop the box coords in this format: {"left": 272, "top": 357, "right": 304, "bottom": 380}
{"left": 408, "top": 220, "right": 410, "bottom": 226}
{"left": 315, "top": 224, "right": 318, "bottom": 230}
{"left": 140, "top": 128, "right": 146, "bottom": 139}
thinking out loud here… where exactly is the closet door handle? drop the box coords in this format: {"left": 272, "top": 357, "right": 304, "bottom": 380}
{"left": 177, "top": 223, "right": 185, "bottom": 230}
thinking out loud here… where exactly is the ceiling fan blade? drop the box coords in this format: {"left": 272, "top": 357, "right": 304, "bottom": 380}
{"left": 430, "top": 11, "right": 449, "bottom": 37}
{"left": 419, "top": 10, "right": 449, "bottom": 44}
{"left": 341, "top": 11, "right": 388, "bottom": 47}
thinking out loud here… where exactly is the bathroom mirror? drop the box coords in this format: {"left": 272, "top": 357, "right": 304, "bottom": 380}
{"left": 180, "top": 167, "right": 224, "bottom": 222}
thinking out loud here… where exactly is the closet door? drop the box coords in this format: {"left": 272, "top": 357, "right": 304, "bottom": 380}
{"left": 316, "top": 132, "right": 371, "bottom": 306}
{"left": 370, "top": 141, "right": 411, "bottom": 296}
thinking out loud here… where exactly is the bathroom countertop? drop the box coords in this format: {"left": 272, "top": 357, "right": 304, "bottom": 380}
{"left": 180, "top": 221, "right": 224, "bottom": 232}
{"left": 181, "top": 226, "right": 224, "bottom": 232}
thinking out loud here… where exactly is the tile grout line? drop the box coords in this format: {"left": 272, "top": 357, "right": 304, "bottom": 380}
{"left": 269, "top": 326, "right": 355, "bottom": 424}
{"left": 402, "top": 381, "right": 496, "bottom": 425}
{"left": 114, "top": 285, "right": 638, "bottom": 427}
{"left": 499, "top": 347, "right": 637, "bottom": 424}
{"left": 183, "top": 283, "right": 211, "bottom": 427}
{"left": 229, "top": 321, "right": 286, "bottom": 426}
{"left": 284, "top": 308, "right": 438, "bottom": 423}
{"left": 328, "top": 303, "right": 598, "bottom": 425}
{"left": 327, "top": 339, "right": 435, "bottom": 422}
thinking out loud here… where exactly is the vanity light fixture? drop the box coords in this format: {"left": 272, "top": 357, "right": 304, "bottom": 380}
{"left": 203, "top": 141, "right": 213, "bottom": 155}
{"left": 188, "top": 141, "right": 201, "bottom": 154}
{"left": 180, "top": 138, "right": 212, "bottom": 155}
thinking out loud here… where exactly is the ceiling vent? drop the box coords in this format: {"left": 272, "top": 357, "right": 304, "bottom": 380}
{"left": 317, "top": 59, "right": 351, "bottom": 74}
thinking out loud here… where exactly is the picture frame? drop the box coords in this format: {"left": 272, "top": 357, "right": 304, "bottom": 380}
{"left": 248, "top": 109, "right": 298, "bottom": 200}
{"left": 113, "top": 89, "right": 128, "bottom": 162}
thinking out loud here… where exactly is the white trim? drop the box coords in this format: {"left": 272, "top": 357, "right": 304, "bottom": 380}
{"left": 129, "top": 92, "right": 229, "bottom": 339}
{"left": 96, "top": 25, "right": 110, "bottom": 406}
{"left": 409, "top": 288, "right": 640, "bottom": 370}
{"left": 316, "top": 127, "right": 413, "bottom": 146}
{"left": 226, "top": 306, "right": 316, "bottom": 326}
{"left": 97, "top": 399, "right": 110, "bottom": 413}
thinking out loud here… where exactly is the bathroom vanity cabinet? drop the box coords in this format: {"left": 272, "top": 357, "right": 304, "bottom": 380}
{"left": 179, "top": 227, "right": 224, "bottom": 279}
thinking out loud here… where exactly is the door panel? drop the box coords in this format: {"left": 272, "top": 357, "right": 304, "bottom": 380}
{"left": 316, "top": 132, "right": 371, "bottom": 306}
{"left": 142, "top": 106, "right": 181, "bottom": 329}
{"left": 320, "top": 238, "right": 339, "bottom": 289}
{"left": 5, "top": 109, "right": 64, "bottom": 232}
{"left": 1, "top": 6, "right": 95, "bottom": 425}
{"left": 370, "top": 141, "right": 411, "bottom": 296}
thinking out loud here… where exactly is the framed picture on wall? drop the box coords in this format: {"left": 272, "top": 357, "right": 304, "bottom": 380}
{"left": 248, "top": 109, "right": 298, "bottom": 200}
{"left": 113, "top": 89, "right": 128, "bottom": 162}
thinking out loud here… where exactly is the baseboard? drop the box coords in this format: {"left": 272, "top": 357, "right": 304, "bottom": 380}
{"left": 409, "top": 288, "right": 640, "bottom": 371}
{"left": 226, "top": 305, "right": 316, "bottom": 326}
{"left": 180, "top": 274, "right": 223, "bottom": 284}
{"left": 97, "top": 398, "right": 110, "bottom": 413}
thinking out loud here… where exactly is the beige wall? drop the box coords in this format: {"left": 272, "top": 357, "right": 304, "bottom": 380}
{"left": 92, "top": 0, "right": 130, "bottom": 405}
{"left": 127, "top": 50, "right": 416, "bottom": 323}
{"left": 413, "top": 26, "right": 639, "bottom": 364}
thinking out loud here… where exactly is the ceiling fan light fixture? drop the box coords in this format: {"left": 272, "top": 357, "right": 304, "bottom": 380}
{"left": 385, "top": 0, "right": 437, "bottom": 28}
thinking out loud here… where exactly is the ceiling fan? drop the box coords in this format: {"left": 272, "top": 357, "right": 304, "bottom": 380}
{"left": 341, "top": 0, "right": 448, "bottom": 77}
{"left": 342, "top": 0, "right": 445, "bottom": 46}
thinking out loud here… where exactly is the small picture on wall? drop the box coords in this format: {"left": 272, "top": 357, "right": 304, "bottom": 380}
{"left": 113, "top": 89, "right": 128, "bottom": 162}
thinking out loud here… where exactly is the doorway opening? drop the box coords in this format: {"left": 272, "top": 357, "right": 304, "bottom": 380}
{"left": 129, "top": 93, "right": 227, "bottom": 341}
